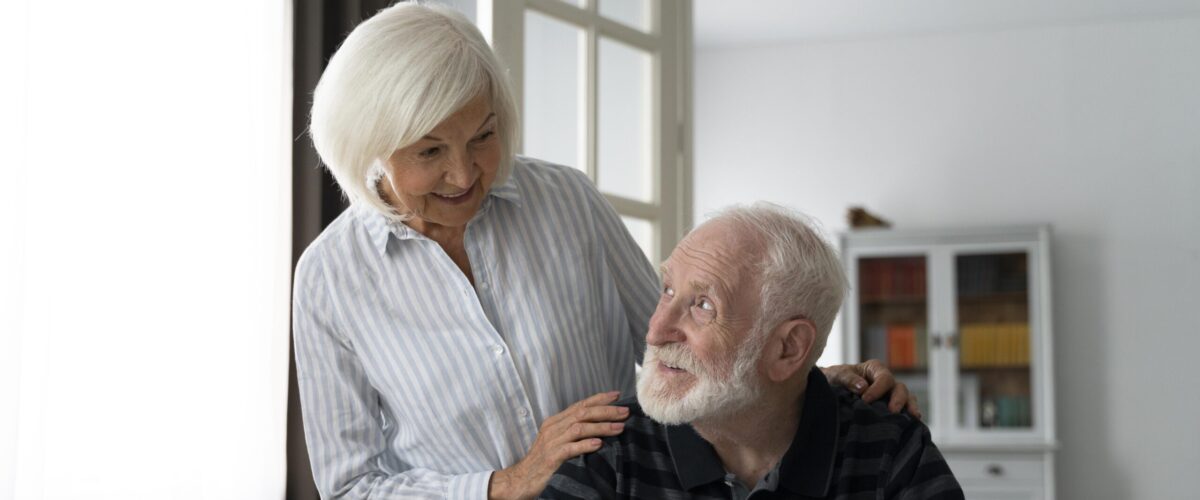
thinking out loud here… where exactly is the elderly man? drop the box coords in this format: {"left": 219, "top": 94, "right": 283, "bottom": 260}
{"left": 541, "top": 204, "right": 962, "bottom": 499}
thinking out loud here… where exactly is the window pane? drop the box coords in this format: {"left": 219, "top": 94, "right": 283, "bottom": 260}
{"left": 620, "top": 216, "right": 655, "bottom": 264}
{"left": 524, "top": 10, "right": 585, "bottom": 172}
{"left": 857, "top": 256, "right": 931, "bottom": 425}
{"left": 956, "top": 252, "right": 1033, "bottom": 430}
{"left": 597, "top": 36, "right": 653, "bottom": 202}
{"left": 600, "top": 0, "right": 653, "bottom": 32}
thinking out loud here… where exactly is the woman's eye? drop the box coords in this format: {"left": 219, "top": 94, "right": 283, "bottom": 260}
{"left": 473, "top": 130, "right": 495, "bottom": 142}
{"left": 418, "top": 146, "right": 441, "bottom": 159}
{"left": 696, "top": 298, "right": 715, "bottom": 312}
{"left": 662, "top": 285, "right": 675, "bottom": 298}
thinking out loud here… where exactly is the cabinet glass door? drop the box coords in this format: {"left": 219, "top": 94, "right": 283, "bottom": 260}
{"left": 857, "top": 256, "right": 930, "bottom": 423}
{"left": 955, "top": 252, "right": 1033, "bottom": 430}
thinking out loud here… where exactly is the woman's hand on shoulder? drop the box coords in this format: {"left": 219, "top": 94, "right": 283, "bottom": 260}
{"left": 488, "top": 391, "right": 630, "bottom": 500}
{"left": 822, "top": 359, "right": 923, "bottom": 420}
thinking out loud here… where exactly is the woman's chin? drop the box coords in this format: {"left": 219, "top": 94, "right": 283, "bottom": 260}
{"left": 410, "top": 187, "right": 482, "bottom": 228}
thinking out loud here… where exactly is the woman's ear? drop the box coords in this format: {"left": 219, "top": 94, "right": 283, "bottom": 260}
{"left": 765, "top": 318, "right": 817, "bottom": 383}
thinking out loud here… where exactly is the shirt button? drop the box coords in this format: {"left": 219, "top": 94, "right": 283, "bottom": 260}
{"left": 493, "top": 344, "right": 505, "bottom": 355}
{"left": 479, "top": 281, "right": 489, "bottom": 291}
{"left": 517, "top": 407, "right": 529, "bottom": 417}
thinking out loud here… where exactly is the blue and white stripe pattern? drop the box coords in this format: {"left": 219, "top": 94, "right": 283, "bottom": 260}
{"left": 292, "top": 157, "right": 659, "bottom": 499}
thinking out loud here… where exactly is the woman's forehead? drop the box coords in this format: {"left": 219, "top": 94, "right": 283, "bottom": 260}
{"left": 421, "top": 96, "right": 496, "bottom": 139}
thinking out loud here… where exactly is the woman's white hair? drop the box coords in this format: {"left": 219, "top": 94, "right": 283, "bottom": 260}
{"left": 711, "top": 203, "right": 849, "bottom": 371}
{"left": 309, "top": 2, "right": 520, "bottom": 221}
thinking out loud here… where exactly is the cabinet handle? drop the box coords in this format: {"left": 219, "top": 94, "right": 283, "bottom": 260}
{"left": 931, "top": 335, "right": 943, "bottom": 348}
{"left": 947, "top": 331, "right": 958, "bottom": 349}
{"left": 986, "top": 464, "right": 1004, "bottom": 477}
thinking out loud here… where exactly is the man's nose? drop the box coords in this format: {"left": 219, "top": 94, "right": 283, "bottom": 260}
{"left": 646, "top": 301, "right": 685, "bottom": 347}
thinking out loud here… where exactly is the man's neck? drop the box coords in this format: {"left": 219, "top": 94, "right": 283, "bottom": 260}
{"left": 693, "top": 388, "right": 806, "bottom": 489}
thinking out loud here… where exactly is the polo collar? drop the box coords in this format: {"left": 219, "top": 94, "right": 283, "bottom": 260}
{"left": 359, "top": 171, "right": 523, "bottom": 256}
{"left": 665, "top": 367, "right": 840, "bottom": 497}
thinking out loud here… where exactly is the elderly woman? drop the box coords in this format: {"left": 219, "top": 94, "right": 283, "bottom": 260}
{"left": 294, "top": 3, "right": 915, "bottom": 500}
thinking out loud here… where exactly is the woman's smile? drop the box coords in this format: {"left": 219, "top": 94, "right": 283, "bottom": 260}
{"left": 430, "top": 181, "right": 478, "bottom": 205}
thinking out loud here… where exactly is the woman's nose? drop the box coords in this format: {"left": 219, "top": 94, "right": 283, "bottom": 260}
{"left": 443, "top": 149, "right": 475, "bottom": 187}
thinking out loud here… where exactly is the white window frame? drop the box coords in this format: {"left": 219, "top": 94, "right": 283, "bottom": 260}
{"left": 478, "top": 0, "right": 693, "bottom": 263}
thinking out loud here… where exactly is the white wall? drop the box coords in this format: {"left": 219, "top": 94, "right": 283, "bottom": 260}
{"left": 695, "top": 18, "right": 1200, "bottom": 500}
{"left": 1, "top": 1, "right": 293, "bottom": 498}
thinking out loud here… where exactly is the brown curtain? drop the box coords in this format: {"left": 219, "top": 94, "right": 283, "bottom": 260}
{"left": 289, "top": 1, "right": 399, "bottom": 498}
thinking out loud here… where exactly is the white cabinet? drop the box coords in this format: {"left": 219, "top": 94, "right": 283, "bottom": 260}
{"left": 945, "top": 450, "right": 1052, "bottom": 500}
{"left": 840, "top": 227, "right": 1057, "bottom": 500}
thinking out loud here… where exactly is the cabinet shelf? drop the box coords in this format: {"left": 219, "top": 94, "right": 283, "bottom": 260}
{"left": 960, "top": 364, "right": 1031, "bottom": 371}
{"left": 957, "top": 291, "right": 1028, "bottom": 302}
{"left": 860, "top": 295, "right": 928, "bottom": 306}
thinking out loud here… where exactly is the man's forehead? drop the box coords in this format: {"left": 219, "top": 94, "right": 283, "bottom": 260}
{"left": 660, "top": 259, "right": 728, "bottom": 293}
{"left": 662, "top": 224, "right": 758, "bottom": 292}
{"left": 682, "top": 219, "right": 760, "bottom": 262}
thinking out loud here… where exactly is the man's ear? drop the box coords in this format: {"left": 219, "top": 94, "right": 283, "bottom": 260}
{"left": 765, "top": 318, "right": 817, "bottom": 383}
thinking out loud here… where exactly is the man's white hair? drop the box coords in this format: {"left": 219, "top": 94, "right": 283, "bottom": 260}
{"left": 709, "top": 203, "right": 849, "bottom": 372}
{"left": 309, "top": 2, "right": 520, "bottom": 222}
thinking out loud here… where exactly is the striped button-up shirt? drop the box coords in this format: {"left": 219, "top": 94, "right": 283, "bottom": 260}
{"left": 292, "top": 157, "right": 659, "bottom": 499}
{"left": 543, "top": 368, "right": 964, "bottom": 499}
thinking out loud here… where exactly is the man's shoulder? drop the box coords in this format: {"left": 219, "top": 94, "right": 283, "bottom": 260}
{"left": 541, "top": 397, "right": 690, "bottom": 499}
{"left": 829, "top": 387, "right": 965, "bottom": 499}
{"left": 613, "top": 395, "right": 644, "bottom": 413}
{"left": 831, "top": 384, "right": 930, "bottom": 460}
{"left": 832, "top": 385, "right": 923, "bottom": 435}
{"left": 608, "top": 396, "right": 669, "bottom": 445}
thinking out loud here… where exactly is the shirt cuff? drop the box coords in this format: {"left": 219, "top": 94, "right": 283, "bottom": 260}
{"left": 447, "top": 470, "right": 494, "bottom": 500}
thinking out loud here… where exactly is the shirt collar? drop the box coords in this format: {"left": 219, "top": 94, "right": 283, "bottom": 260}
{"left": 665, "top": 367, "right": 840, "bottom": 497}
{"left": 358, "top": 170, "right": 523, "bottom": 256}
{"left": 487, "top": 169, "right": 522, "bottom": 205}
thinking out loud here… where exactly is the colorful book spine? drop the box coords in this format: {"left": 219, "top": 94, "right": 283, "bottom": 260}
{"left": 858, "top": 258, "right": 927, "bottom": 301}
{"left": 959, "top": 323, "right": 1031, "bottom": 368}
{"left": 887, "top": 324, "right": 917, "bottom": 369}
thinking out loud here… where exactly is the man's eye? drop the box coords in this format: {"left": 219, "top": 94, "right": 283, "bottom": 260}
{"left": 696, "top": 298, "right": 715, "bottom": 312}
{"left": 663, "top": 286, "right": 675, "bottom": 297}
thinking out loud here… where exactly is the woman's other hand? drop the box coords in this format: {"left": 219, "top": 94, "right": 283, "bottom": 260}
{"left": 822, "top": 359, "right": 923, "bottom": 419}
{"left": 488, "top": 391, "right": 629, "bottom": 500}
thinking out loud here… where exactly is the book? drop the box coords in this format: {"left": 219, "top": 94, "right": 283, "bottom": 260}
{"left": 887, "top": 324, "right": 917, "bottom": 369}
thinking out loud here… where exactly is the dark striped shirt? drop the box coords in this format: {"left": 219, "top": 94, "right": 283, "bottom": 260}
{"left": 542, "top": 368, "right": 963, "bottom": 500}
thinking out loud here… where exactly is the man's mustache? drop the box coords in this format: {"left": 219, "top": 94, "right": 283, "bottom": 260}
{"left": 645, "top": 344, "right": 707, "bottom": 377}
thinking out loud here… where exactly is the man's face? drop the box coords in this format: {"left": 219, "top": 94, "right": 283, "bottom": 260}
{"left": 637, "top": 220, "right": 765, "bottom": 425}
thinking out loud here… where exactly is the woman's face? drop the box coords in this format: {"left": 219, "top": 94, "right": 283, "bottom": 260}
{"left": 382, "top": 93, "right": 501, "bottom": 234}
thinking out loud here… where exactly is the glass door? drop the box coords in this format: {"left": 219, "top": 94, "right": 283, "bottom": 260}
{"left": 856, "top": 255, "right": 932, "bottom": 424}
{"left": 953, "top": 251, "right": 1035, "bottom": 432}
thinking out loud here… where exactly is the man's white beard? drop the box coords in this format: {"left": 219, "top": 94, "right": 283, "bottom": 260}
{"left": 637, "top": 335, "right": 764, "bottom": 426}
